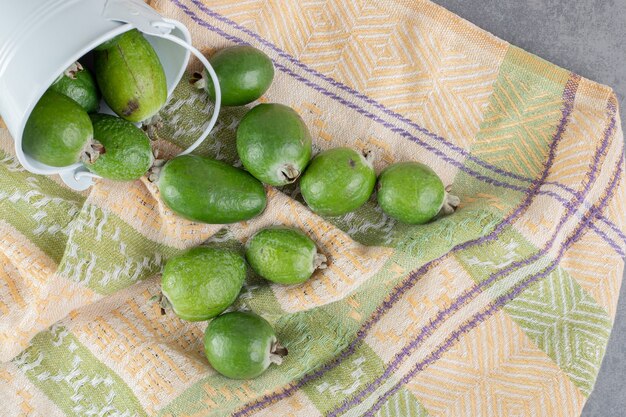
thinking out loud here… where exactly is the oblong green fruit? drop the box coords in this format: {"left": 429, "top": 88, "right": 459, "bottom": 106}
{"left": 22, "top": 90, "right": 96, "bottom": 167}
{"left": 377, "top": 161, "right": 459, "bottom": 224}
{"left": 157, "top": 154, "right": 267, "bottom": 224}
{"left": 246, "top": 227, "right": 326, "bottom": 285}
{"left": 85, "top": 114, "right": 153, "bottom": 181}
{"left": 202, "top": 45, "right": 274, "bottom": 106}
{"left": 49, "top": 62, "right": 100, "bottom": 113}
{"left": 237, "top": 103, "right": 312, "bottom": 186}
{"left": 300, "top": 147, "right": 376, "bottom": 216}
{"left": 161, "top": 247, "right": 246, "bottom": 321}
{"left": 204, "top": 311, "right": 287, "bottom": 379}
{"left": 94, "top": 29, "right": 167, "bottom": 122}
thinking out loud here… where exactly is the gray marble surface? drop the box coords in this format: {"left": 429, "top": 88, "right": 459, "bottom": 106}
{"left": 431, "top": 1, "right": 626, "bottom": 415}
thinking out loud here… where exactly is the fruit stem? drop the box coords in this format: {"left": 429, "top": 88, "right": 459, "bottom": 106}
{"left": 439, "top": 185, "right": 461, "bottom": 216}
{"left": 80, "top": 139, "right": 105, "bottom": 165}
{"left": 279, "top": 164, "right": 301, "bottom": 184}
{"left": 64, "top": 62, "right": 83, "bottom": 79}
{"left": 314, "top": 253, "right": 328, "bottom": 270}
{"left": 269, "top": 340, "right": 288, "bottom": 365}
{"left": 191, "top": 71, "right": 207, "bottom": 90}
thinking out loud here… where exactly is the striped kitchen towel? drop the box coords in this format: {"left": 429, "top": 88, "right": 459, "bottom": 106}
{"left": 0, "top": 0, "right": 624, "bottom": 416}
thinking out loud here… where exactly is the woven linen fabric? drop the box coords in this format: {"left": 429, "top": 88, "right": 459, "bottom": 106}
{"left": 1, "top": 0, "right": 625, "bottom": 416}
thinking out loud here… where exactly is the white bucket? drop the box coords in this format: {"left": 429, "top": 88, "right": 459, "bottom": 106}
{"left": 0, "top": 0, "right": 221, "bottom": 190}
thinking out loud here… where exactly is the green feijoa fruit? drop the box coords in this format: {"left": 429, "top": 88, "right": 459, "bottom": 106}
{"left": 22, "top": 90, "right": 100, "bottom": 167}
{"left": 196, "top": 45, "right": 274, "bottom": 106}
{"left": 156, "top": 154, "right": 267, "bottom": 224}
{"left": 95, "top": 29, "right": 167, "bottom": 122}
{"left": 85, "top": 114, "right": 153, "bottom": 181}
{"left": 237, "top": 103, "right": 312, "bottom": 186}
{"left": 377, "top": 161, "right": 460, "bottom": 225}
{"left": 246, "top": 227, "right": 326, "bottom": 285}
{"left": 49, "top": 62, "right": 100, "bottom": 113}
{"left": 161, "top": 247, "right": 246, "bottom": 321}
{"left": 300, "top": 147, "right": 376, "bottom": 216}
{"left": 204, "top": 311, "right": 287, "bottom": 379}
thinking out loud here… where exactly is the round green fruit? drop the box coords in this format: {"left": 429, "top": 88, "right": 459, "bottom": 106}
{"left": 161, "top": 247, "right": 246, "bottom": 321}
{"left": 49, "top": 62, "right": 100, "bottom": 113}
{"left": 377, "top": 161, "right": 460, "bottom": 224}
{"left": 95, "top": 29, "right": 167, "bottom": 122}
{"left": 237, "top": 103, "right": 312, "bottom": 186}
{"left": 156, "top": 154, "right": 267, "bottom": 224}
{"left": 22, "top": 90, "right": 98, "bottom": 167}
{"left": 198, "top": 45, "right": 274, "bottom": 106}
{"left": 85, "top": 114, "right": 153, "bottom": 181}
{"left": 204, "top": 311, "right": 287, "bottom": 379}
{"left": 300, "top": 147, "right": 376, "bottom": 216}
{"left": 246, "top": 227, "right": 326, "bottom": 285}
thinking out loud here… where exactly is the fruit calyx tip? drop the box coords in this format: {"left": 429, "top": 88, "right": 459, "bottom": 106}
{"left": 279, "top": 164, "right": 300, "bottom": 184}
{"left": 362, "top": 150, "right": 375, "bottom": 167}
{"left": 269, "top": 341, "right": 288, "bottom": 365}
{"left": 191, "top": 71, "right": 207, "bottom": 90}
{"left": 64, "top": 62, "right": 83, "bottom": 79}
{"left": 147, "top": 160, "right": 165, "bottom": 183}
{"left": 142, "top": 115, "right": 163, "bottom": 141}
{"left": 80, "top": 139, "right": 105, "bottom": 165}
{"left": 149, "top": 292, "right": 170, "bottom": 315}
{"left": 439, "top": 185, "right": 460, "bottom": 216}
{"left": 314, "top": 253, "right": 328, "bottom": 270}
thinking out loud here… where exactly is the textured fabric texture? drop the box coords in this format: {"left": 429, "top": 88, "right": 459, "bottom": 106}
{"left": 1, "top": 1, "right": 625, "bottom": 416}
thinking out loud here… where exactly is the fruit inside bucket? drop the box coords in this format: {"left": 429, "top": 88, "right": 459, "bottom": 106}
{"left": 13, "top": 22, "right": 192, "bottom": 190}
